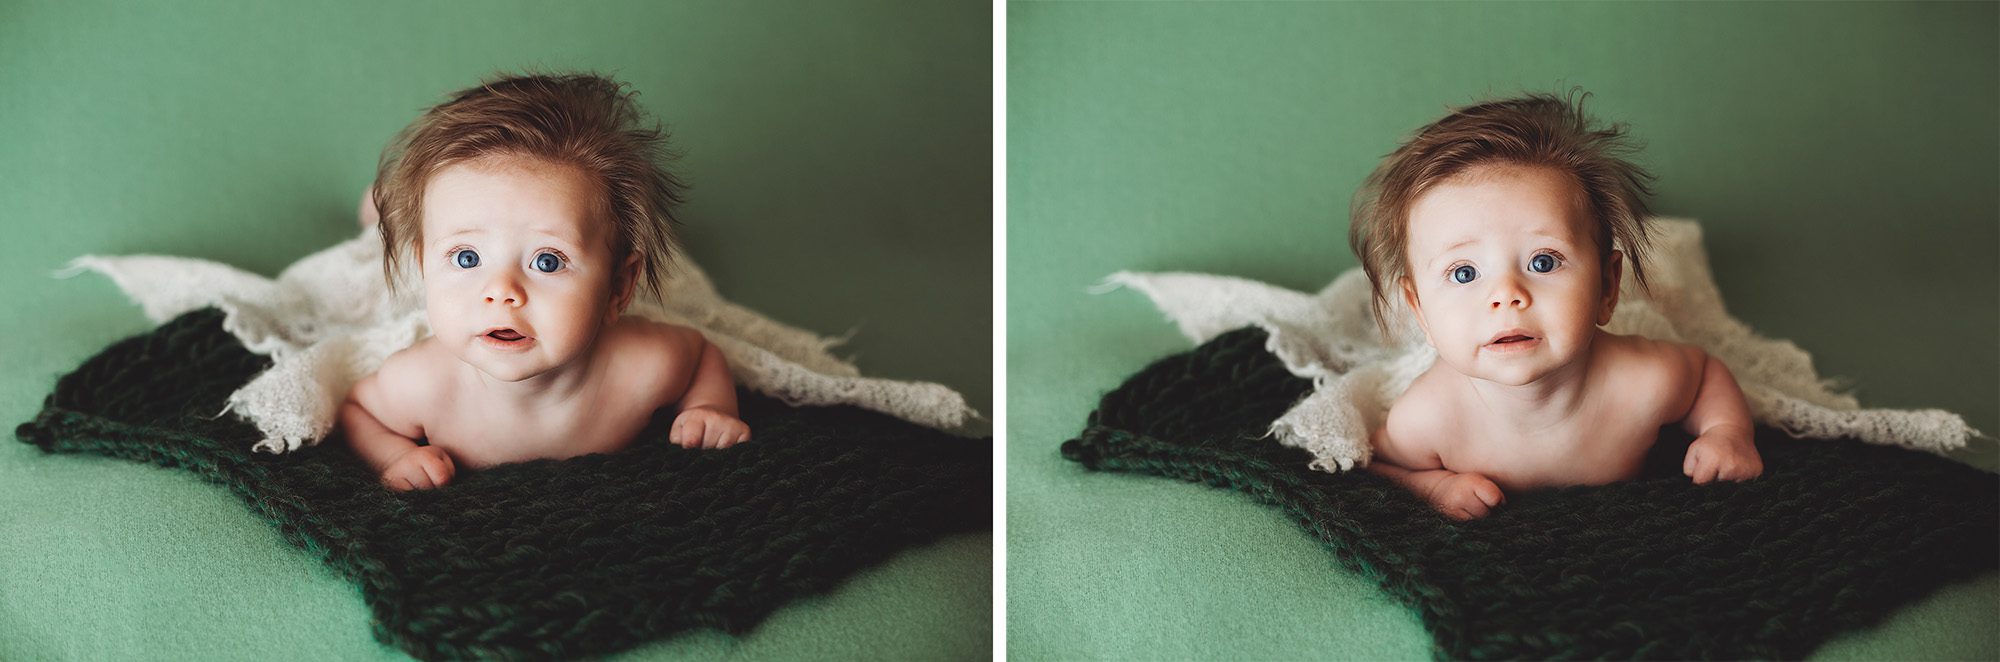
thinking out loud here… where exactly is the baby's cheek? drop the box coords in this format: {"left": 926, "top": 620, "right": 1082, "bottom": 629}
{"left": 1432, "top": 316, "right": 1476, "bottom": 352}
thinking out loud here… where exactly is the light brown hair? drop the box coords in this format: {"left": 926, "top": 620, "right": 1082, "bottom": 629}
{"left": 373, "top": 71, "right": 684, "bottom": 302}
{"left": 1348, "top": 89, "right": 1656, "bottom": 336}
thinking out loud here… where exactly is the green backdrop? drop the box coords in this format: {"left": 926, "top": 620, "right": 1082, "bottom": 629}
{"left": 1007, "top": 1, "right": 1996, "bottom": 659}
{"left": 0, "top": 1, "right": 990, "bottom": 660}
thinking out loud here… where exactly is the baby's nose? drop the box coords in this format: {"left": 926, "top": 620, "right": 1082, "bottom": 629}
{"left": 1489, "top": 280, "right": 1531, "bottom": 309}
{"left": 483, "top": 278, "right": 526, "bottom": 307}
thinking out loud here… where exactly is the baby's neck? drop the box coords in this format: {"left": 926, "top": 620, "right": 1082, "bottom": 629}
{"left": 1460, "top": 357, "right": 1593, "bottom": 436}
{"left": 460, "top": 347, "right": 598, "bottom": 413}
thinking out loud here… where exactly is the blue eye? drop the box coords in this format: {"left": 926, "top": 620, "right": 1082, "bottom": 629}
{"left": 1451, "top": 265, "right": 1478, "bottom": 284}
{"left": 533, "top": 253, "right": 563, "bottom": 273}
{"left": 454, "top": 249, "right": 479, "bottom": 269}
{"left": 1530, "top": 254, "right": 1558, "bottom": 273}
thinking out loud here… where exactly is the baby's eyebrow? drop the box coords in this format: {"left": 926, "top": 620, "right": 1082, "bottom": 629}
{"left": 1426, "top": 239, "right": 1478, "bottom": 268}
{"left": 1528, "top": 229, "right": 1573, "bottom": 243}
{"left": 526, "top": 228, "right": 583, "bottom": 247}
{"left": 429, "top": 227, "right": 581, "bottom": 249}
{"left": 1424, "top": 231, "right": 1579, "bottom": 269}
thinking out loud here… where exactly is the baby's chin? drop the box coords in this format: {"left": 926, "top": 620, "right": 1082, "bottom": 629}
{"left": 473, "top": 366, "right": 545, "bottom": 383}
{"left": 1446, "top": 355, "right": 1561, "bottom": 387}
{"left": 1471, "top": 370, "right": 1544, "bottom": 387}
{"left": 453, "top": 350, "right": 559, "bottom": 384}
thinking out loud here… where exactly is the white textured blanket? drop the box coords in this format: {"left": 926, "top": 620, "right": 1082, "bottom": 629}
{"left": 60, "top": 227, "right": 979, "bottom": 454}
{"left": 1103, "top": 218, "right": 1982, "bottom": 472}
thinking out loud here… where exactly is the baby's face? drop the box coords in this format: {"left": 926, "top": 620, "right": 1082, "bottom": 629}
{"left": 1400, "top": 164, "right": 1619, "bottom": 387}
{"left": 419, "top": 157, "right": 631, "bottom": 383}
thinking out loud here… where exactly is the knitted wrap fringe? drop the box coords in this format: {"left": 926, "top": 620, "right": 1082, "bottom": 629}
{"left": 1061, "top": 327, "right": 1997, "bottom": 660}
{"left": 16, "top": 309, "right": 990, "bottom": 660}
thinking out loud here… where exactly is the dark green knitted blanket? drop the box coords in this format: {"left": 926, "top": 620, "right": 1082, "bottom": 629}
{"left": 15, "top": 308, "right": 989, "bottom": 660}
{"left": 1061, "top": 327, "right": 1997, "bottom": 660}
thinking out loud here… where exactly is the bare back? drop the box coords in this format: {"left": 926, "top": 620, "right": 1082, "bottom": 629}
{"left": 355, "top": 316, "right": 706, "bottom": 471}
{"left": 1387, "top": 331, "right": 1702, "bottom": 493}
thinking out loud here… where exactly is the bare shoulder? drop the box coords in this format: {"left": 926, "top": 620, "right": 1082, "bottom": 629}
{"left": 1377, "top": 367, "right": 1456, "bottom": 470}
{"left": 348, "top": 337, "right": 452, "bottom": 438}
{"left": 599, "top": 317, "right": 708, "bottom": 405}
{"left": 1595, "top": 333, "right": 1705, "bottom": 424}
{"left": 603, "top": 316, "right": 707, "bottom": 358}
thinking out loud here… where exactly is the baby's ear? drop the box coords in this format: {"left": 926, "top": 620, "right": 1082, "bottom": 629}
{"left": 608, "top": 252, "right": 642, "bottom": 319}
{"left": 1598, "top": 250, "right": 1624, "bottom": 325}
{"left": 1399, "top": 277, "right": 1433, "bottom": 342}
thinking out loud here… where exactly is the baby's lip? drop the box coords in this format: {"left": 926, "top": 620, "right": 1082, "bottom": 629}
{"left": 481, "top": 326, "right": 533, "bottom": 340}
{"left": 1485, "top": 329, "right": 1537, "bottom": 345}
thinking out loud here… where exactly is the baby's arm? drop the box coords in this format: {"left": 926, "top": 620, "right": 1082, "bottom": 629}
{"left": 340, "top": 370, "right": 454, "bottom": 491}
{"left": 1675, "top": 346, "right": 1762, "bottom": 483}
{"left": 668, "top": 331, "right": 750, "bottom": 450}
{"left": 1368, "top": 397, "right": 1505, "bottom": 520}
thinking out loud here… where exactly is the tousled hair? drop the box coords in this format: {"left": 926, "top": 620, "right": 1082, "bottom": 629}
{"left": 1348, "top": 88, "right": 1656, "bottom": 336}
{"left": 373, "top": 70, "right": 684, "bottom": 301}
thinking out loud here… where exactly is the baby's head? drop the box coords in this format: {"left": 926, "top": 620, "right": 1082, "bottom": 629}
{"left": 373, "top": 72, "right": 684, "bottom": 382}
{"left": 1348, "top": 90, "right": 1656, "bottom": 385}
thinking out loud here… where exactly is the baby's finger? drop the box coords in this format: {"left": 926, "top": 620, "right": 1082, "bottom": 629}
{"left": 1474, "top": 483, "right": 1503, "bottom": 508}
{"left": 421, "top": 457, "right": 450, "bottom": 489}
{"left": 1740, "top": 456, "right": 1764, "bottom": 480}
{"left": 702, "top": 422, "right": 728, "bottom": 449}
{"left": 1689, "top": 445, "right": 1724, "bottom": 480}
{"left": 1682, "top": 446, "right": 1704, "bottom": 477}
{"left": 1693, "top": 456, "right": 1721, "bottom": 484}
{"left": 678, "top": 419, "right": 705, "bottom": 448}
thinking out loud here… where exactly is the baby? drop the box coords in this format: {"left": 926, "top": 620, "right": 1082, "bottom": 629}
{"left": 338, "top": 72, "right": 750, "bottom": 492}
{"left": 1350, "top": 92, "right": 1761, "bottom": 520}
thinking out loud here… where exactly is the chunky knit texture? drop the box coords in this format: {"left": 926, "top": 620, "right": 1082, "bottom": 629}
{"left": 1061, "top": 327, "right": 1998, "bottom": 660}
{"left": 15, "top": 309, "right": 990, "bottom": 660}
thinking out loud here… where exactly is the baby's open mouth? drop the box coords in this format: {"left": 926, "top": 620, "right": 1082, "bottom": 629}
{"left": 487, "top": 329, "right": 527, "bottom": 341}
{"left": 1492, "top": 335, "right": 1534, "bottom": 344}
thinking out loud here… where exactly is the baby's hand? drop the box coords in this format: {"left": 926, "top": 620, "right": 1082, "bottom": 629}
{"left": 671, "top": 406, "right": 750, "bottom": 450}
{"left": 380, "top": 445, "right": 455, "bottom": 492}
{"left": 1683, "top": 426, "right": 1762, "bottom": 484}
{"left": 1426, "top": 471, "right": 1506, "bottom": 521}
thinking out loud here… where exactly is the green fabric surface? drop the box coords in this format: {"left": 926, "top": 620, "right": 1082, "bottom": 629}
{"left": 18, "top": 309, "right": 990, "bottom": 660}
{"left": 1007, "top": 2, "right": 1998, "bottom": 660}
{"left": 1063, "top": 326, "right": 1999, "bottom": 660}
{"left": 0, "top": 1, "right": 990, "bottom": 659}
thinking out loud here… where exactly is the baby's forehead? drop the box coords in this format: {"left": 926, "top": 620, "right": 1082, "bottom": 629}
{"left": 420, "top": 160, "right": 617, "bottom": 242}
{"left": 1410, "top": 217, "right": 1591, "bottom": 251}
{"left": 1406, "top": 166, "right": 1597, "bottom": 248}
